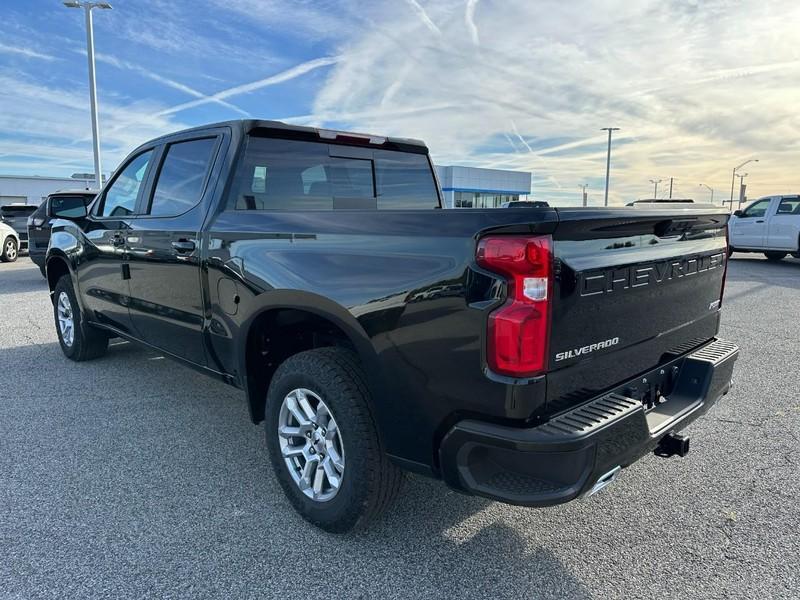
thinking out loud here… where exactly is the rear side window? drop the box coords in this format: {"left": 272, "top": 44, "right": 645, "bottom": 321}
{"left": 148, "top": 138, "right": 217, "bottom": 217}
{"left": 777, "top": 197, "right": 800, "bottom": 215}
{"left": 99, "top": 150, "right": 153, "bottom": 217}
{"left": 49, "top": 195, "right": 90, "bottom": 218}
{"left": 230, "top": 137, "right": 438, "bottom": 210}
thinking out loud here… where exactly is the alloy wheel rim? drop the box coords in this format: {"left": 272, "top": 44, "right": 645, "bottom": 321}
{"left": 278, "top": 388, "right": 345, "bottom": 502}
{"left": 5, "top": 240, "right": 16, "bottom": 260}
{"left": 57, "top": 291, "right": 74, "bottom": 347}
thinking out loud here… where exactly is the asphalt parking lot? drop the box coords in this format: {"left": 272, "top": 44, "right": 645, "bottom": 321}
{"left": 1, "top": 255, "right": 798, "bottom": 599}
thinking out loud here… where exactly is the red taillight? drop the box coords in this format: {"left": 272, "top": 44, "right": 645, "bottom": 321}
{"left": 476, "top": 235, "right": 552, "bottom": 378}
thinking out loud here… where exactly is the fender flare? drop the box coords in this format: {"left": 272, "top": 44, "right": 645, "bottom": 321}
{"left": 44, "top": 250, "right": 80, "bottom": 302}
{"left": 236, "top": 289, "right": 382, "bottom": 422}
{"left": 45, "top": 224, "right": 86, "bottom": 313}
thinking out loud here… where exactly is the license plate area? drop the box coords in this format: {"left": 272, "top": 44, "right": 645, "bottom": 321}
{"left": 621, "top": 364, "right": 681, "bottom": 413}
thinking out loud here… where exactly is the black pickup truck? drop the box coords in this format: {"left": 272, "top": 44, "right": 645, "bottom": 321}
{"left": 46, "top": 120, "right": 738, "bottom": 532}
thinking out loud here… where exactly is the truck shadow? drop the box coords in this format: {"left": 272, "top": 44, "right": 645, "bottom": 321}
{"left": 357, "top": 475, "right": 593, "bottom": 598}
{"left": 3, "top": 339, "right": 592, "bottom": 598}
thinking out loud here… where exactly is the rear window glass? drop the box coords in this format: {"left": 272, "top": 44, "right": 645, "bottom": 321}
{"left": 49, "top": 195, "right": 91, "bottom": 218}
{"left": 229, "top": 137, "right": 438, "bottom": 211}
{"left": 777, "top": 197, "right": 800, "bottom": 215}
{"left": 0, "top": 205, "right": 36, "bottom": 216}
{"left": 374, "top": 150, "right": 439, "bottom": 210}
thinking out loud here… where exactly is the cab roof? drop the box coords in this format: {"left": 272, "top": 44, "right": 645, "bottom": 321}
{"left": 146, "top": 119, "right": 428, "bottom": 151}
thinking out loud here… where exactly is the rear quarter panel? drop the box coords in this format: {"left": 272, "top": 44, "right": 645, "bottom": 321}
{"left": 205, "top": 208, "right": 557, "bottom": 469}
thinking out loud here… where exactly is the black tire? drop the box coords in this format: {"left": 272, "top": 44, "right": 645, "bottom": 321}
{"left": 764, "top": 251, "right": 787, "bottom": 261}
{"left": 265, "top": 347, "right": 403, "bottom": 533}
{"left": 53, "top": 274, "right": 109, "bottom": 361}
{"left": 792, "top": 252, "right": 800, "bottom": 260}
{"left": 1, "top": 236, "right": 18, "bottom": 262}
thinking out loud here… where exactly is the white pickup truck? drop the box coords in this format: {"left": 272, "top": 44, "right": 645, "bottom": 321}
{"left": 729, "top": 195, "right": 800, "bottom": 261}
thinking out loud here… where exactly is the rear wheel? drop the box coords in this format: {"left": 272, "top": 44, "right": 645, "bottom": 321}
{"left": 264, "top": 347, "right": 403, "bottom": 533}
{"left": 1, "top": 237, "right": 18, "bottom": 262}
{"left": 53, "top": 275, "right": 108, "bottom": 361}
{"left": 764, "top": 251, "right": 787, "bottom": 261}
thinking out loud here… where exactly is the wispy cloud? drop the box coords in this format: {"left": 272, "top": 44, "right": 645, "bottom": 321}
{"left": 465, "top": 0, "right": 480, "bottom": 46}
{"left": 92, "top": 52, "right": 251, "bottom": 117}
{"left": 310, "top": 0, "right": 800, "bottom": 203}
{"left": 0, "top": 42, "right": 57, "bottom": 61}
{"left": 2, "top": 0, "right": 800, "bottom": 205}
{"left": 403, "top": 0, "right": 442, "bottom": 36}
{"left": 155, "top": 56, "right": 341, "bottom": 117}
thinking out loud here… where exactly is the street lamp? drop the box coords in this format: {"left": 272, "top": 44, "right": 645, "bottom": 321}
{"left": 63, "top": 1, "right": 113, "bottom": 187}
{"left": 601, "top": 127, "right": 619, "bottom": 206}
{"left": 649, "top": 178, "right": 662, "bottom": 198}
{"left": 699, "top": 183, "right": 714, "bottom": 204}
{"left": 728, "top": 159, "right": 758, "bottom": 212}
{"left": 735, "top": 172, "right": 748, "bottom": 210}
{"left": 579, "top": 184, "right": 588, "bottom": 207}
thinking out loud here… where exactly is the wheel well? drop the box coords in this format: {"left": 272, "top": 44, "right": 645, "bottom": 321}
{"left": 46, "top": 257, "right": 70, "bottom": 296}
{"left": 245, "top": 308, "right": 355, "bottom": 423}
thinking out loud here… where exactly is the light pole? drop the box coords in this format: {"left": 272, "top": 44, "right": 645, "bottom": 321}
{"left": 63, "top": 1, "right": 112, "bottom": 188}
{"left": 649, "top": 178, "right": 662, "bottom": 198}
{"left": 728, "top": 159, "right": 757, "bottom": 212}
{"left": 601, "top": 127, "right": 619, "bottom": 206}
{"left": 579, "top": 184, "right": 588, "bottom": 207}
{"left": 735, "top": 172, "right": 748, "bottom": 210}
{"left": 699, "top": 183, "right": 714, "bottom": 204}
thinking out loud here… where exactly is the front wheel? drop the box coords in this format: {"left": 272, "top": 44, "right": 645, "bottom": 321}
{"left": 53, "top": 275, "right": 109, "bottom": 361}
{"left": 265, "top": 347, "right": 403, "bottom": 533}
{"left": 1, "top": 236, "right": 18, "bottom": 262}
{"left": 764, "top": 251, "right": 787, "bottom": 261}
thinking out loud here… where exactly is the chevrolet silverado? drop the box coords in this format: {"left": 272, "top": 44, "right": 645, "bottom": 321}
{"left": 45, "top": 120, "right": 739, "bottom": 532}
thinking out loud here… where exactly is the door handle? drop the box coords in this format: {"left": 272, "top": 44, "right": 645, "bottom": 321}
{"left": 112, "top": 235, "right": 125, "bottom": 247}
{"left": 171, "top": 240, "right": 196, "bottom": 253}
{"left": 755, "top": 220, "right": 764, "bottom": 223}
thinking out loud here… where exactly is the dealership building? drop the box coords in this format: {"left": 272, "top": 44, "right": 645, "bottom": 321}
{"left": 0, "top": 174, "right": 97, "bottom": 207}
{"left": 1, "top": 166, "right": 532, "bottom": 209}
{"left": 435, "top": 165, "right": 531, "bottom": 209}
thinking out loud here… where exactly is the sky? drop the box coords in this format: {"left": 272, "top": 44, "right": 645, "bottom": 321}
{"left": 0, "top": 0, "right": 799, "bottom": 206}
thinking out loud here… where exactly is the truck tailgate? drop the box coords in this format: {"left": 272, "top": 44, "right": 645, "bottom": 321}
{"left": 547, "top": 208, "right": 729, "bottom": 413}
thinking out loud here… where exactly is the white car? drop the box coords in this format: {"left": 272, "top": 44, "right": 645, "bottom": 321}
{"left": 729, "top": 195, "right": 800, "bottom": 261}
{"left": 0, "top": 218, "right": 20, "bottom": 262}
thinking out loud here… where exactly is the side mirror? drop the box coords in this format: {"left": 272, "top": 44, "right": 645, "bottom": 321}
{"left": 733, "top": 210, "right": 743, "bottom": 217}
{"left": 50, "top": 197, "right": 89, "bottom": 219}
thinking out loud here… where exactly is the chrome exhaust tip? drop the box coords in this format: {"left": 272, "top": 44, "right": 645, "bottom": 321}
{"left": 587, "top": 466, "right": 621, "bottom": 497}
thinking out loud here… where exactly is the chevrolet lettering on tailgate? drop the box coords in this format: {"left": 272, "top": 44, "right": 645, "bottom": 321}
{"left": 579, "top": 251, "right": 726, "bottom": 297}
